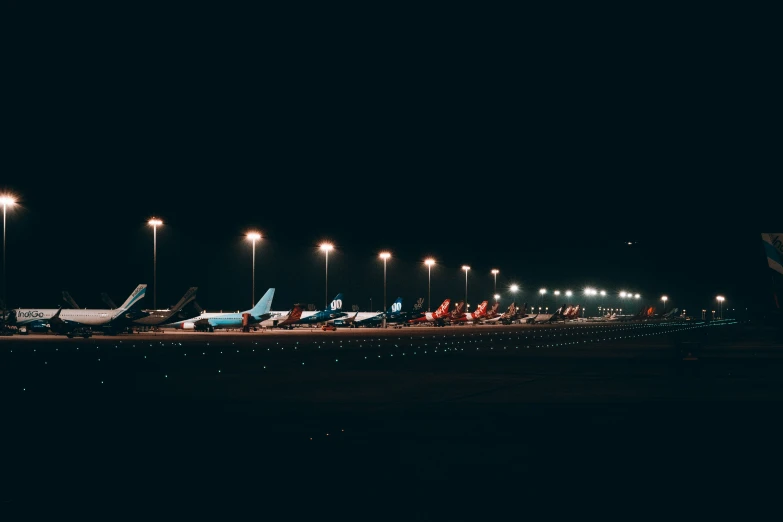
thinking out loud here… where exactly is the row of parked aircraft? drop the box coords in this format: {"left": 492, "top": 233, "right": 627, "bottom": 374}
{"left": 1, "top": 284, "right": 679, "bottom": 336}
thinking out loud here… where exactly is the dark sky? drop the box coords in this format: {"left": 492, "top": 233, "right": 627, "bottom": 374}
{"left": 3, "top": 4, "right": 778, "bottom": 316}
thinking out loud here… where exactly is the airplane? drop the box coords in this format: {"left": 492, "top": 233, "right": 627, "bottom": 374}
{"left": 255, "top": 304, "right": 305, "bottom": 329}
{"left": 340, "top": 297, "right": 402, "bottom": 327}
{"left": 348, "top": 297, "right": 426, "bottom": 327}
{"left": 286, "top": 293, "right": 347, "bottom": 326}
{"left": 482, "top": 302, "right": 501, "bottom": 321}
{"left": 408, "top": 299, "right": 451, "bottom": 326}
{"left": 132, "top": 287, "right": 201, "bottom": 327}
{"left": 10, "top": 284, "right": 148, "bottom": 335}
{"left": 164, "top": 288, "right": 275, "bottom": 331}
{"left": 485, "top": 302, "right": 530, "bottom": 324}
{"left": 451, "top": 300, "right": 489, "bottom": 324}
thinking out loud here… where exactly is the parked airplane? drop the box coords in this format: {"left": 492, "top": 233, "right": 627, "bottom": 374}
{"left": 485, "top": 302, "right": 529, "bottom": 324}
{"left": 11, "top": 284, "right": 148, "bottom": 334}
{"left": 452, "top": 300, "right": 489, "bottom": 324}
{"left": 343, "top": 297, "right": 403, "bottom": 327}
{"left": 408, "top": 299, "right": 451, "bottom": 325}
{"left": 133, "top": 287, "right": 200, "bottom": 327}
{"left": 288, "top": 293, "right": 347, "bottom": 326}
{"left": 256, "top": 304, "right": 305, "bottom": 329}
{"left": 165, "top": 288, "right": 275, "bottom": 331}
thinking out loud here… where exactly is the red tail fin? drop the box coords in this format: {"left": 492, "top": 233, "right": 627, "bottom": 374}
{"left": 435, "top": 299, "right": 450, "bottom": 317}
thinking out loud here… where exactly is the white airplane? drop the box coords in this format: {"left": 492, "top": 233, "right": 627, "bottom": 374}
{"left": 12, "top": 285, "right": 147, "bottom": 334}
{"left": 165, "top": 288, "right": 275, "bottom": 331}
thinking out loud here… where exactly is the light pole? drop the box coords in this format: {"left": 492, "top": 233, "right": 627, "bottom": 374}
{"left": 600, "top": 290, "right": 606, "bottom": 310}
{"left": 661, "top": 295, "right": 668, "bottom": 313}
{"left": 380, "top": 252, "right": 391, "bottom": 328}
{"left": 148, "top": 218, "right": 163, "bottom": 310}
{"left": 717, "top": 295, "right": 725, "bottom": 320}
{"left": 491, "top": 269, "right": 499, "bottom": 296}
{"left": 494, "top": 294, "right": 500, "bottom": 303}
{"left": 510, "top": 284, "right": 519, "bottom": 306}
{"left": 539, "top": 288, "right": 546, "bottom": 308}
{"left": 1, "top": 195, "right": 16, "bottom": 318}
{"left": 554, "top": 290, "right": 561, "bottom": 304}
{"left": 319, "top": 243, "right": 333, "bottom": 310}
{"left": 462, "top": 266, "right": 470, "bottom": 307}
{"left": 247, "top": 232, "right": 261, "bottom": 307}
{"left": 425, "top": 258, "right": 435, "bottom": 312}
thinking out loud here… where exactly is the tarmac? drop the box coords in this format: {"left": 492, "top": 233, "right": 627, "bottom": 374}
{"left": 2, "top": 319, "right": 780, "bottom": 517}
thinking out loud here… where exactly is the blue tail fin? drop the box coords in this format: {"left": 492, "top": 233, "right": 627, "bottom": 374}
{"left": 249, "top": 288, "right": 275, "bottom": 317}
{"left": 762, "top": 233, "right": 783, "bottom": 275}
{"left": 328, "top": 294, "right": 344, "bottom": 312}
{"left": 387, "top": 297, "right": 403, "bottom": 315}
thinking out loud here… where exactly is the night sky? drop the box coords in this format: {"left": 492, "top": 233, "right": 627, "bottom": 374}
{"left": 4, "top": 3, "right": 776, "bottom": 317}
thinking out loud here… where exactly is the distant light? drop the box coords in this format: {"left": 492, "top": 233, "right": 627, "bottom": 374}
{"left": 462, "top": 265, "right": 470, "bottom": 271}
{"left": 510, "top": 284, "right": 519, "bottom": 293}
{"left": 379, "top": 252, "right": 391, "bottom": 260}
{"left": 319, "top": 242, "right": 333, "bottom": 252}
{"left": 539, "top": 288, "right": 546, "bottom": 295}
{"left": 600, "top": 290, "right": 606, "bottom": 296}
{"left": 494, "top": 294, "right": 500, "bottom": 300}
{"left": 554, "top": 290, "right": 561, "bottom": 296}
{"left": 717, "top": 295, "right": 725, "bottom": 302}
{"left": 634, "top": 294, "right": 640, "bottom": 299}
{"left": 661, "top": 295, "right": 668, "bottom": 301}
{"left": 0, "top": 195, "right": 17, "bottom": 207}
{"left": 620, "top": 291, "right": 627, "bottom": 298}
{"left": 246, "top": 231, "right": 261, "bottom": 241}
{"left": 424, "top": 258, "right": 435, "bottom": 266}
{"left": 148, "top": 218, "right": 162, "bottom": 226}
{"left": 584, "top": 287, "right": 596, "bottom": 295}
{"left": 566, "top": 290, "right": 573, "bottom": 297}
{"left": 491, "top": 269, "right": 499, "bottom": 275}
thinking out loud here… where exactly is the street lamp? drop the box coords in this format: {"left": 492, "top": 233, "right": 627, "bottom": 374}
{"left": 634, "top": 293, "right": 640, "bottom": 299}
{"left": 565, "top": 290, "right": 573, "bottom": 298}
{"left": 661, "top": 295, "right": 668, "bottom": 312}
{"left": 494, "top": 293, "right": 500, "bottom": 303}
{"left": 246, "top": 232, "right": 261, "bottom": 307}
{"left": 148, "top": 218, "right": 163, "bottom": 310}
{"left": 600, "top": 290, "right": 606, "bottom": 309}
{"left": 539, "top": 288, "right": 546, "bottom": 308}
{"left": 510, "top": 284, "right": 519, "bottom": 304}
{"left": 717, "top": 295, "right": 725, "bottom": 320}
{"left": 462, "top": 266, "right": 470, "bottom": 307}
{"left": 554, "top": 290, "right": 561, "bottom": 302}
{"left": 319, "top": 242, "right": 333, "bottom": 309}
{"left": 380, "top": 252, "right": 391, "bottom": 328}
{"left": 1, "top": 194, "right": 16, "bottom": 318}
{"left": 425, "top": 258, "right": 435, "bottom": 312}
{"left": 491, "top": 269, "right": 499, "bottom": 296}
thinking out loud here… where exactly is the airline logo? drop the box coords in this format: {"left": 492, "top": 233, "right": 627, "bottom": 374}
{"left": 391, "top": 302, "right": 402, "bottom": 313}
{"left": 330, "top": 299, "right": 342, "bottom": 311}
{"left": 17, "top": 310, "right": 46, "bottom": 318}
{"left": 413, "top": 298, "right": 424, "bottom": 311}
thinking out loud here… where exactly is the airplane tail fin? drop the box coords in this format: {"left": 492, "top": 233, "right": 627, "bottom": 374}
{"left": 62, "top": 291, "right": 80, "bottom": 309}
{"left": 329, "top": 293, "right": 344, "bottom": 311}
{"left": 762, "top": 233, "right": 783, "bottom": 275}
{"left": 117, "top": 285, "right": 147, "bottom": 312}
{"left": 451, "top": 301, "right": 465, "bottom": 317}
{"left": 435, "top": 299, "right": 450, "bottom": 317}
{"left": 476, "top": 301, "right": 488, "bottom": 315}
{"left": 249, "top": 288, "right": 275, "bottom": 317}
{"left": 170, "top": 287, "right": 199, "bottom": 312}
{"left": 101, "top": 292, "right": 118, "bottom": 309}
{"left": 413, "top": 297, "right": 424, "bottom": 311}
{"left": 388, "top": 297, "right": 403, "bottom": 315}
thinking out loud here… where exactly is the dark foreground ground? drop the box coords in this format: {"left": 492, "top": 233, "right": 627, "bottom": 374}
{"left": 2, "top": 320, "right": 782, "bottom": 517}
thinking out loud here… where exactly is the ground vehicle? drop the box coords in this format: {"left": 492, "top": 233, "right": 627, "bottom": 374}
{"left": 67, "top": 327, "right": 93, "bottom": 338}
{"left": 321, "top": 324, "right": 337, "bottom": 331}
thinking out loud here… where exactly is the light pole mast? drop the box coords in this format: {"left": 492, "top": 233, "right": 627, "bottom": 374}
{"left": 1, "top": 195, "right": 16, "bottom": 318}
{"left": 380, "top": 252, "right": 391, "bottom": 328}
{"left": 425, "top": 258, "right": 435, "bottom": 312}
{"left": 148, "top": 218, "right": 162, "bottom": 310}
{"left": 320, "top": 243, "right": 333, "bottom": 310}
{"left": 247, "top": 232, "right": 261, "bottom": 306}
{"left": 462, "top": 266, "right": 470, "bottom": 309}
